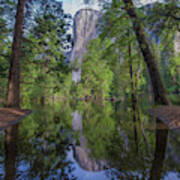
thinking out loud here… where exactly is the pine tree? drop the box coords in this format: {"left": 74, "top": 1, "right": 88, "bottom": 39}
{"left": 6, "top": 0, "right": 25, "bottom": 108}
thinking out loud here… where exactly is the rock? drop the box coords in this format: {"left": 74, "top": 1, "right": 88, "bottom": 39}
{"left": 174, "top": 31, "right": 180, "bottom": 56}
{"left": 70, "top": 9, "right": 101, "bottom": 82}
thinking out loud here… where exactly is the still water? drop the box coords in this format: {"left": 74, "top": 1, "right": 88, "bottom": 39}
{"left": 0, "top": 102, "right": 179, "bottom": 180}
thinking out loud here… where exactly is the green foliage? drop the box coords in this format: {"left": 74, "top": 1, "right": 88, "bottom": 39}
{"left": 19, "top": 1, "right": 72, "bottom": 106}
{"left": 17, "top": 104, "right": 74, "bottom": 179}
{"left": 80, "top": 101, "right": 115, "bottom": 159}
{"left": 0, "top": 15, "right": 12, "bottom": 105}
{"left": 145, "top": 0, "right": 180, "bottom": 34}
{"left": 0, "top": 0, "right": 180, "bottom": 179}
{"left": 70, "top": 58, "right": 80, "bottom": 71}
{"left": 0, "top": 0, "right": 72, "bottom": 107}
{"left": 99, "top": 0, "right": 180, "bottom": 106}
{"left": 76, "top": 38, "right": 113, "bottom": 100}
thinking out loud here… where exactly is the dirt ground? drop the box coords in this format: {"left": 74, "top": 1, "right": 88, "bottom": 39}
{"left": 148, "top": 106, "right": 180, "bottom": 130}
{"left": 0, "top": 108, "right": 32, "bottom": 130}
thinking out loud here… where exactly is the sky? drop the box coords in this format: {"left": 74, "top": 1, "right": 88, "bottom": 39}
{"left": 62, "top": 0, "right": 99, "bottom": 16}
{"left": 61, "top": 0, "right": 160, "bottom": 16}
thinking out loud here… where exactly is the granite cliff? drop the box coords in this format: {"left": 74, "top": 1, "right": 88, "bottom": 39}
{"left": 70, "top": 9, "right": 101, "bottom": 82}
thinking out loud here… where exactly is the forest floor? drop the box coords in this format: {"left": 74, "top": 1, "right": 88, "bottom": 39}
{"left": 0, "top": 108, "right": 32, "bottom": 130}
{"left": 148, "top": 106, "right": 180, "bottom": 130}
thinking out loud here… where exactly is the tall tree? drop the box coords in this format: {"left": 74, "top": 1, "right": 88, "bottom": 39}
{"left": 122, "top": 0, "right": 171, "bottom": 105}
{"left": 20, "top": 0, "right": 72, "bottom": 106}
{"left": 121, "top": 1, "right": 172, "bottom": 179}
{"left": 6, "top": 0, "right": 25, "bottom": 108}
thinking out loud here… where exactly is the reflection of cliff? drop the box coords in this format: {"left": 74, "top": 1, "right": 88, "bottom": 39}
{"left": 70, "top": 9, "right": 101, "bottom": 82}
{"left": 72, "top": 111, "right": 107, "bottom": 171}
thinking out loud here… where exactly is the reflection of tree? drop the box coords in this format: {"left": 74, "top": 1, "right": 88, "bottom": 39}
{"left": 1, "top": 102, "right": 179, "bottom": 180}
{"left": 74, "top": 101, "right": 152, "bottom": 179}
{"left": 5, "top": 124, "right": 19, "bottom": 180}
{"left": 74, "top": 101, "right": 152, "bottom": 178}
{"left": 79, "top": 101, "right": 116, "bottom": 161}
{"left": 15, "top": 105, "right": 75, "bottom": 179}
{"left": 149, "top": 120, "right": 169, "bottom": 180}
{"left": 100, "top": 109, "right": 154, "bottom": 179}
{"left": 72, "top": 110, "right": 107, "bottom": 171}
{"left": 104, "top": 114, "right": 173, "bottom": 180}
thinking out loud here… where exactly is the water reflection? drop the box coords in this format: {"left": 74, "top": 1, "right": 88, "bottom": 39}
{"left": 149, "top": 120, "right": 169, "bottom": 180}
{"left": 0, "top": 103, "right": 179, "bottom": 180}
{"left": 5, "top": 125, "right": 19, "bottom": 180}
{"left": 72, "top": 110, "right": 107, "bottom": 171}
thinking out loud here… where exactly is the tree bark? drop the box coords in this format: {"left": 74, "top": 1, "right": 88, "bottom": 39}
{"left": 6, "top": 0, "right": 25, "bottom": 108}
{"left": 122, "top": 1, "right": 171, "bottom": 179}
{"left": 123, "top": 0, "right": 171, "bottom": 105}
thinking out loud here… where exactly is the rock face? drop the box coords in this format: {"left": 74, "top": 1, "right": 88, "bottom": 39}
{"left": 70, "top": 9, "right": 101, "bottom": 82}
{"left": 174, "top": 32, "right": 180, "bottom": 56}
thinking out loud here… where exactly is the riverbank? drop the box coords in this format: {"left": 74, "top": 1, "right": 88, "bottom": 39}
{"left": 0, "top": 108, "right": 32, "bottom": 130}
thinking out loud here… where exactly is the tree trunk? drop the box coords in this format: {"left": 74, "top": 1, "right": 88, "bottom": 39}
{"left": 40, "top": 96, "right": 45, "bottom": 106}
{"left": 122, "top": 1, "right": 171, "bottom": 179}
{"left": 6, "top": 0, "right": 25, "bottom": 108}
{"left": 123, "top": 0, "right": 171, "bottom": 106}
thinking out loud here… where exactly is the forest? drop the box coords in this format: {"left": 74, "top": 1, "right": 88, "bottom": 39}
{"left": 0, "top": 0, "right": 180, "bottom": 180}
